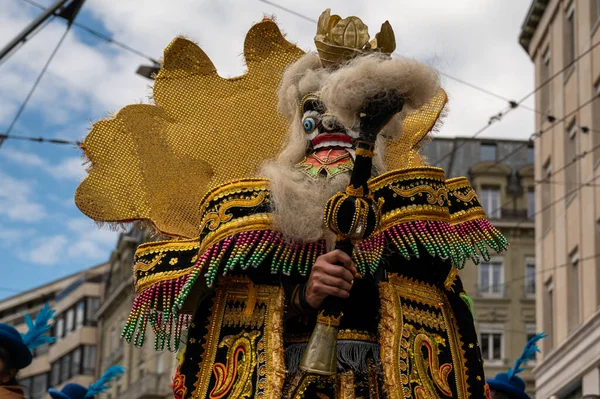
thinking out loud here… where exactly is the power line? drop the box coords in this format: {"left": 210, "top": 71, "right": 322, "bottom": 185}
{"left": 0, "top": 24, "right": 71, "bottom": 148}
{"left": 0, "top": 14, "right": 55, "bottom": 68}
{"left": 256, "top": 0, "right": 533, "bottom": 117}
{"left": 17, "top": 0, "right": 159, "bottom": 65}
{"left": 0, "top": 132, "right": 79, "bottom": 146}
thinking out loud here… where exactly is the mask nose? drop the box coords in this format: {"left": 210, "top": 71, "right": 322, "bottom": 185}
{"left": 321, "top": 115, "right": 343, "bottom": 132}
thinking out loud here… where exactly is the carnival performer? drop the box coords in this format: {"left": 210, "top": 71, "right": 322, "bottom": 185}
{"left": 487, "top": 334, "right": 547, "bottom": 399}
{"left": 75, "top": 9, "right": 508, "bottom": 399}
{"left": 0, "top": 303, "right": 55, "bottom": 399}
{"left": 48, "top": 365, "right": 125, "bottom": 399}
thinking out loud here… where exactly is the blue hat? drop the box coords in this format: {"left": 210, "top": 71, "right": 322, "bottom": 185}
{"left": 48, "top": 366, "right": 125, "bottom": 399}
{"left": 49, "top": 384, "right": 90, "bottom": 399}
{"left": 0, "top": 323, "right": 33, "bottom": 369}
{"left": 0, "top": 302, "right": 56, "bottom": 370}
{"left": 487, "top": 333, "right": 547, "bottom": 399}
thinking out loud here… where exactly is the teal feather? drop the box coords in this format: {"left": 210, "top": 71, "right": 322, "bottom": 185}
{"left": 85, "top": 365, "right": 126, "bottom": 398}
{"left": 506, "top": 332, "right": 548, "bottom": 380}
{"left": 20, "top": 302, "right": 56, "bottom": 350}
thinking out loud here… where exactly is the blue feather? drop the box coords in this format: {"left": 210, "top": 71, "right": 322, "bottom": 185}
{"left": 506, "top": 332, "right": 548, "bottom": 380}
{"left": 85, "top": 365, "right": 126, "bottom": 398}
{"left": 20, "top": 302, "right": 56, "bottom": 350}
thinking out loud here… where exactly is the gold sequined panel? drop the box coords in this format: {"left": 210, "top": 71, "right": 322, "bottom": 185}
{"left": 379, "top": 274, "right": 468, "bottom": 399}
{"left": 194, "top": 277, "right": 285, "bottom": 399}
{"left": 385, "top": 89, "right": 448, "bottom": 171}
{"left": 75, "top": 20, "right": 305, "bottom": 239}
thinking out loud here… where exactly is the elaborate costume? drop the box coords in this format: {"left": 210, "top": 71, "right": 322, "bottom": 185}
{"left": 0, "top": 303, "right": 55, "bottom": 399}
{"left": 75, "top": 10, "right": 508, "bottom": 399}
{"left": 48, "top": 365, "right": 125, "bottom": 399}
{"left": 486, "top": 334, "right": 546, "bottom": 399}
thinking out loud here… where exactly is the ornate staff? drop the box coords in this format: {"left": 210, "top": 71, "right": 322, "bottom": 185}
{"left": 299, "top": 90, "right": 405, "bottom": 375}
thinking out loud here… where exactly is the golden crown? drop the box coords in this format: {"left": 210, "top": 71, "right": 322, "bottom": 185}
{"left": 314, "top": 9, "right": 396, "bottom": 67}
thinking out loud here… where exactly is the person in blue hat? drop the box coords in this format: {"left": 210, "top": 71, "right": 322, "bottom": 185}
{"left": 0, "top": 303, "right": 55, "bottom": 399}
{"left": 48, "top": 365, "right": 125, "bottom": 399}
{"left": 487, "top": 333, "right": 547, "bottom": 399}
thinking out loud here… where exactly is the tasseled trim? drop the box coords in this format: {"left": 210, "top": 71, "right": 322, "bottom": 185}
{"left": 354, "top": 217, "right": 508, "bottom": 275}
{"left": 284, "top": 341, "right": 380, "bottom": 374}
{"left": 123, "top": 215, "right": 507, "bottom": 349}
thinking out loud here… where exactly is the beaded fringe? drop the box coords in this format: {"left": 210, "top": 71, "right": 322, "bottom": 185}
{"left": 122, "top": 217, "right": 507, "bottom": 348}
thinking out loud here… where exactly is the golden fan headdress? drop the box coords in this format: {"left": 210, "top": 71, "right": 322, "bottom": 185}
{"left": 75, "top": 14, "right": 447, "bottom": 239}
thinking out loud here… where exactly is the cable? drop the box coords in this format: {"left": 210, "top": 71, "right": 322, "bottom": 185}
{"left": 17, "top": 0, "right": 159, "bottom": 65}
{"left": 0, "top": 132, "right": 79, "bottom": 146}
{"left": 0, "top": 14, "right": 55, "bottom": 68}
{"left": 256, "top": 0, "right": 535, "bottom": 116}
{"left": 0, "top": 25, "right": 71, "bottom": 148}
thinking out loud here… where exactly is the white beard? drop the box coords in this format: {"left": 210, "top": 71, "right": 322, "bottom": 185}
{"left": 260, "top": 161, "right": 350, "bottom": 247}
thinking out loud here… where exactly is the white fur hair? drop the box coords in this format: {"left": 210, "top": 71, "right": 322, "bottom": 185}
{"left": 261, "top": 51, "right": 440, "bottom": 242}
{"left": 320, "top": 53, "right": 440, "bottom": 133}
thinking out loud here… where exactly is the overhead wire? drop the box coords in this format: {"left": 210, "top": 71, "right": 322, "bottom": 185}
{"left": 17, "top": 0, "right": 159, "bottom": 64}
{"left": 0, "top": 24, "right": 71, "bottom": 148}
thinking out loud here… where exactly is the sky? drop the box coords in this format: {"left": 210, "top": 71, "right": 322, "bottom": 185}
{"left": 0, "top": 0, "right": 536, "bottom": 299}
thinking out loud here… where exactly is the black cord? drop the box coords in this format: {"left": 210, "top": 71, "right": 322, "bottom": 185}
{"left": 0, "top": 25, "right": 71, "bottom": 148}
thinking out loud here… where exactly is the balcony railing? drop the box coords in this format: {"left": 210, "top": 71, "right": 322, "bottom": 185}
{"left": 473, "top": 284, "right": 509, "bottom": 299}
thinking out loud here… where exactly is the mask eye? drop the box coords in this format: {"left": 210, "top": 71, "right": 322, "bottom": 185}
{"left": 303, "top": 117, "right": 317, "bottom": 133}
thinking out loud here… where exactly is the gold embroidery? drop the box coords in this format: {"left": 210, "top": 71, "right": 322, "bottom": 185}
{"left": 444, "top": 267, "right": 458, "bottom": 292}
{"left": 336, "top": 371, "right": 355, "bottom": 399}
{"left": 135, "top": 266, "right": 197, "bottom": 294}
{"left": 451, "top": 189, "right": 477, "bottom": 203}
{"left": 409, "top": 325, "right": 453, "bottom": 398}
{"left": 316, "top": 311, "right": 343, "bottom": 327}
{"left": 402, "top": 304, "right": 446, "bottom": 331}
{"left": 200, "top": 192, "right": 267, "bottom": 232}
{"left": 379, "top": 274, "right": 469, "bottom": 399}
{"left": 222, "top": 303, "right": 266, "bottom": 329}
{"left": 368, "top": 167, "right": 446, "bottom": 192}
{"left": 449, "top": 207, "right": 486, "bottom": 225}
{"left": 134, "top": 238, "right": 199, "bottom": 258}
{"left": 210, "top": 330, "right": 260, "bottom": 399}
{"left": 192, "top": 277, "right": 285, "bottom": 399}
{"left": 133, "top": 253, "right": 166, "bottom": 272}
{"left": 391, "top": 184, "right": 448, "bottom": 206}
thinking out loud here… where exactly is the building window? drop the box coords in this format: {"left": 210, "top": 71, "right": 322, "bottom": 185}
{"left": 566, "top": 120, "right": 578, "bottom": 201}
{"left": 479, "top": 259, "right": 504, "bottom": 296}
{"left": 594, "top": 82, "right": 600, "bottom": 167}
{"left": 55, "top": 316, "right": 64, "bottom": 340}
{"left": 480, "top": 143, "right": 497, "bottom": 162}
{"left": 60, "top": 353, "right": 71, "bottom": 382}
{"left": 110, "top": 326, "right": 117, "bottom": 353}
{"left": 71, "top": 347, "right": 82, "bottom": 377}
{"left": 32, "top": 373, "right": 48, "bottom": 399}
{"left": 541, "top": 48, "right": 551, "bottom": 114}
{"left": 83, "top": 345, "right": 96, "bottom": 375}
{"left": 525, "top": 323, "right": 538, "bottom": 365}
{"left": 564, "top": 385, "right": 583, "bottom": 399}
{"left": 76, "top": 300, "right": 85, "bottom": 329}
{"left": 480, "top": 324, "right": 504, "bottom": 363}
{"left": 157, "top": 353, "right": 165, "bottom": 374}
{"left": 65, "top": 308, "right": 74, "bottom": 334}
{"left": 544, "top": 279, "right": 554, "bottom": 349}
{"left": 542, "top": 159, "right": 552, "bottom": 232}
{"left": 86, "top": 297, "right": 100, "bottom": 326}
{"left": 527, "top": 145, "right": 534, "bottom": 164}
{"left": 527, "top": 189, "right": 535, "bottom": 220}
{"left": 565, "top": 2, "right": 576, "bottom": 70}
{"left": 525, "top": 257, "right": 536, "bottom": 298}
{"left": 592, "top": 0, "right": 600, "bottom": 29}
{"left": 480, "top": 186, "right": 501, "bottom": 219}
{"left": 569, "top": 249, "right": 580, "bottom": 331}
{"left": 50, "top": 361, "right": 60, "bottom": 387}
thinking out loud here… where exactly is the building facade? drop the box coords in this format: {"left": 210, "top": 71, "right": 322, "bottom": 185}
{"left": 95, "top": 229, "right": 178, "bottom": 399}
{"left": 0, "top": 263, "right": 108, "bottom": 399}
{"left": 520, "top": 1, "right": 600, "bottom": 397}
{"left": 423, "top": 137, "right": 537, "bottom": 397}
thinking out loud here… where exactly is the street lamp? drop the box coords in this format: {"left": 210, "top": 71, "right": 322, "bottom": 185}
{"left": 136, "top": 64, "right": 160, "bottom": 80}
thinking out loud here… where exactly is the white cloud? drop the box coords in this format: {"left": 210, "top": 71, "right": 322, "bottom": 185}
{"left": 24, "top": 235, "right": 69, "bottom": 266}
{"left": 2, "top": 150, "right": 86, "bottom": 181}
{"left": 0, "top": 169, "right": 46, "bottom": 222}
